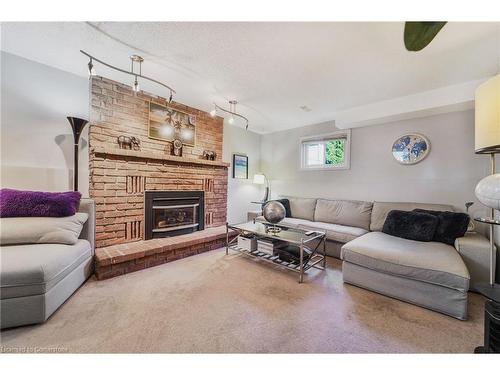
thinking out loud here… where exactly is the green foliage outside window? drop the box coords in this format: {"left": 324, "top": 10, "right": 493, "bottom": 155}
{"left": 325, "top": 139, "right": 345, "bottom": 165}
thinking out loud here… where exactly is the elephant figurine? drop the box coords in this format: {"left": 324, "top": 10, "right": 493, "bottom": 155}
{"left": 117, "top": 135, "right": 141, "bottom": 151}
{"left": 203, "top": 150, "right": 217, "bottom": 161}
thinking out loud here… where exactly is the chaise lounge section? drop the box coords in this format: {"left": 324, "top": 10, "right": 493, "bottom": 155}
{"left": 0, "top": 199, "right": 95, "bottom": 329}
{"left": 257, "top": 197, "right": 494, "bottom": 320}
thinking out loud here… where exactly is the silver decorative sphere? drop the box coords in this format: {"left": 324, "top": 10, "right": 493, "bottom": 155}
{"left": 475, "top": 173, "right": 500, "bottom": 210}
{"left": 263, "top": 201, "right": 286, "bottom": 224}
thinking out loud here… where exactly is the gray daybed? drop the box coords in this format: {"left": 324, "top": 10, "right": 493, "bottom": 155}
{"left": 0, "top": 198, "right": 95, "bottom": 329}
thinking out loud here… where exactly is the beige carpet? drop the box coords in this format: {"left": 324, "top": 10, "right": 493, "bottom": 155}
{"left": 0, "top": 249, "right": 485, "bottom": 353}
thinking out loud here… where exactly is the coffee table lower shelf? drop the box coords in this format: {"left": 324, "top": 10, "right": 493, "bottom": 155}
{"left": 228, "top": 244, "right": 325, "bottom": 273}
{"left": 228, "top": 245, "right": 326, "bottom": 282}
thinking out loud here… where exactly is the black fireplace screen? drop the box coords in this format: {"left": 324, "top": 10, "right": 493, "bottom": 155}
{"left": 153, "top": 204, "right": 198, "bottom": 231}
{"left": 145, "top": 191, "right": 204, "bottom": 239}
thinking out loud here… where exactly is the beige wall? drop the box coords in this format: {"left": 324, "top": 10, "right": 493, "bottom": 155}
{"left": 223, "top": 124, "right": 263, "bottom": 223}
{"left": 1, "top": 51, "right": 90, "bottom": 195}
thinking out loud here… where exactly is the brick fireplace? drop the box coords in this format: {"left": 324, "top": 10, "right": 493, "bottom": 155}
{"left": 89, "top": 76, "right": 228, "bottom": 249}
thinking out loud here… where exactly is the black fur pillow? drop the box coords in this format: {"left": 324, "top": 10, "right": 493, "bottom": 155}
{"left": 382, "top": 210, "right": 439, "bottom": 242}
{"left": 413, "top": 209, "right": 470, "bottom": 245}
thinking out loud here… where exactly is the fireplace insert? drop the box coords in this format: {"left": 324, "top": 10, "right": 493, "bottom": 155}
{"left": 144, "top": 191, "right": 204, "bottom": 239}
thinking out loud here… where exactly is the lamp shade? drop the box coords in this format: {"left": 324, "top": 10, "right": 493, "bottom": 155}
{"left": 253, "top": 174, "right": 266, "bottom": 185}
{"left": 475, "top": 74, "right": 500, "bottom": 154}
{"left": 67, "top": 117, "right": 89, "bottom": 145}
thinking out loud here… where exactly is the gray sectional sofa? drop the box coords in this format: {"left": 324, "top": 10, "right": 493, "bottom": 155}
{"left": 0, "top": 198, "right": 95, "bottom": 329}
{"left": 257, "top": 197, "right": 495, "bottom": 320}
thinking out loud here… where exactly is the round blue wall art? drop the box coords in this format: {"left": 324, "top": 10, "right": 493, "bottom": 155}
{"left": 392, "top": 133, "right": 430, "bottom": 165}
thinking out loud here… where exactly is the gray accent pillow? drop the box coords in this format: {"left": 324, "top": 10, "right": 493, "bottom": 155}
{"left": 0, "top": 213, "right": 88, "bottom": 245}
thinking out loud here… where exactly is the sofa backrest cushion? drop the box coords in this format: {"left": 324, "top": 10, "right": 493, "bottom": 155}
{"left": 78, "top": 198, "right": 96, "bottom": 254}
{"left": 314, "top": 199, "right": 373, "bottom": 230}
{"left": 282, "top": 196, "right": 317, "bottom": 221}
{"left": 370, "top": 201, "right": 455, "bottom": 232}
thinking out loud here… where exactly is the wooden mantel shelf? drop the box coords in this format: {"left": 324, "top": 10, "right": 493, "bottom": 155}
{"left": 92, "top": 146, "right": 230, "bottom": 168}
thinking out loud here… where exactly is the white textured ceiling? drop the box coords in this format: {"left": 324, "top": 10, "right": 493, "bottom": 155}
{"left": 1, "top": 22, "right": 499, "bottom": 133}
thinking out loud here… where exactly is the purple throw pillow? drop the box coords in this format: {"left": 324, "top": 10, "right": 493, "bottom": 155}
{"left": 0, "top": 189, "right": 81, "bottom": 218}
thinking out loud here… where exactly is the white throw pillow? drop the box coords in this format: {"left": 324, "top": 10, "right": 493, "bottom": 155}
{"left": 0, "top": 213, "right": 88, "bottom": 246}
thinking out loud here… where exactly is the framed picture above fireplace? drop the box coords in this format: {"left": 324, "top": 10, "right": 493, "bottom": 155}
{"left": 149, "top": 102, "right": 196, "bottom": 146}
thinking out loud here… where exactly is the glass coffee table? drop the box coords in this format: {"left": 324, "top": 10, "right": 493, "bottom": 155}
{"left": 226, "top": 221, "right": 326, "bottom": 283}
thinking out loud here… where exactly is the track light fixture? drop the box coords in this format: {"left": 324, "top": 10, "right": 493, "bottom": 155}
{"left": 81, "top": 50, "right": 250, "bottom": 129}
{"left": 80, "top": 50, "right": 176, "bottom": 100}
{"left": 130, "top": 55, "right": 143, "bottom": 94}
{"left": 210, "top": 100, "right": 249, "bottom": 130}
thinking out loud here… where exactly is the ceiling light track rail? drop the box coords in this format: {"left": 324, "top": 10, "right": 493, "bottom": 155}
{"left": 211, "top": 101, "right": 249, "bottom": 130}
{"left": 82, "top": 50, "right": 250, "bottom": 130}
{"left": 80, "top": 50, "right": 176, "bottom": 97}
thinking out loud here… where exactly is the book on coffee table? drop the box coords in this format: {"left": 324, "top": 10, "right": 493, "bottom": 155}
{"left": 275, "top": 245, "right": 312, "bottom": 265}
{"left": 257, "top": 238, "right": 286, "bottom": 255}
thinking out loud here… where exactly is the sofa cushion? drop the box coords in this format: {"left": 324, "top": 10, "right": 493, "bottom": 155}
{"left": 370, "top": 201, "right": 455, "bottom": 232}
{"left": 341, "top": 232, "right": 469, "bottom": 292}
{"left": 256, "top": 216, "right": 367, "bottom": 243}
{"left": 0, "top": 213, "right": 88, "bottom": 246}
{"left": 314, "top": 199, "right": 373, "bottom": 230}
{"left": 0, "top": 239, "right": 92, "bottom": 299}
{"left": 255, "top": 216, "right": 313, "bottom": 228}
{"left": 283, "top": 197, "right": 317, "bottom": 221}
{"left": 297, "top": 221, "right": 369, "bottom": 243}
{"left": 382, "top": 210, "right": 439, "bottom": 242}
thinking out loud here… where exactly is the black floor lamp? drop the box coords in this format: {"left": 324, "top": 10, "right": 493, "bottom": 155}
{"left": 67, "top": 117, "right": 89, "bottom": 192}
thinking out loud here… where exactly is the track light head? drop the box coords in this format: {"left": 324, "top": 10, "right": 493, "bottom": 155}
{"left": 133, "top": 76, "right": 140, "bottom": 93}
{"left": 169, "top": 91, "right": 173, "bottom": 103}
{"left": 87, "top": 59, "right": 96, "bottom": 76}
{"left": 210, "top": 104, "right": 217, "bottom": 117}
{"left": 228, "top": 116, "right": 234, "bottom": 125}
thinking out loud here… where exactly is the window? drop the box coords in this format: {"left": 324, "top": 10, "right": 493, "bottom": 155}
{"left": 300, "top": 130, "right": 351, "bottom": 170}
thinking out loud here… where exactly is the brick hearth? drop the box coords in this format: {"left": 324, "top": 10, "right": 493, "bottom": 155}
{"left": 95, "top": 226, "right": 238, "bottom": 280}
{"left": 89, "top": 76, "right": 228, "bottom": 248}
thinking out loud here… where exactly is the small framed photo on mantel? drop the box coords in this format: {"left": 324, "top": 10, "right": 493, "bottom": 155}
{"left": 232, "top": 154, "right": 248, "bottom": 179}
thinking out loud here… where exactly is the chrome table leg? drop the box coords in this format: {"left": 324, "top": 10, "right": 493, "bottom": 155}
{"left": 299, "top": 239, "right": 304, "bottom": 283}
{"left": 322, "top": 236, "right": 327, "bottom": 268}
{"left": 226, "top": 222, "right": 229, "bottom": 255}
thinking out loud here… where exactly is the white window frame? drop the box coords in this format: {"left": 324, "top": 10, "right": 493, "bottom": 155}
{"left": 300, "top": 129, "right": 351, "bottom": 171}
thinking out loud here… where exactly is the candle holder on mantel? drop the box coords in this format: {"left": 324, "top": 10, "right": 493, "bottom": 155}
{"left": 67, "top": 117, "right": 88, "bottom": 192}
